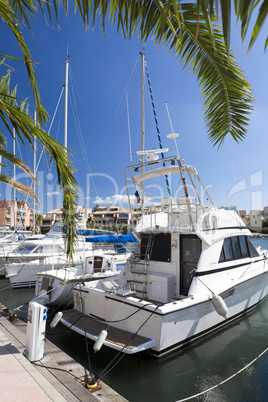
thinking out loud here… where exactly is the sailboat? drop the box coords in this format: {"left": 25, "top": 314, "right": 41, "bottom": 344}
{"left": 29, "top": 56, "right": 134, "bottom": 302}
{"left": 60, "top": 54, "right": 268, "bottom": 357}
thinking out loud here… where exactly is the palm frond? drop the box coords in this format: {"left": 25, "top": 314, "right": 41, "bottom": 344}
{"left": 0, "top": 130, "right": 38, "bottom": 202}
{"left": 247, "top": 1, "right": 268, "bottom": 52}
{"left": 0, "top": 63, "right": 78, "bottom": 259}
{"left": 0, "top": 172, "right": 37, "bottom": 200}
{"left": 82, "top": 0, "right": 253, "bottom": 146}
{"left": 0, "top": 1, "right": 48, "bottom": 124}
{"left": 166, "top": 5, "right": 254, "bottom": 146}
{"left": 0, "top": 147, "right": 36, "bottom": 181}
{"left": 196, "top": 1, "right": 268, "bottom": 53}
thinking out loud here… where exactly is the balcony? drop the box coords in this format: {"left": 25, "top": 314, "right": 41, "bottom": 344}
{"left": 42, "top": 220, "right": 52, "bottom": 226}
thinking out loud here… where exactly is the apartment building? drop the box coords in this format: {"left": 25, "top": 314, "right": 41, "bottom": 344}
{"left": 248, "top": 210, "right": 262, "bottom": 231}
{"left": 91, "top": 206, "right": 120, "bottom": 230}
{"left": 237, "top": 210, "right": 249, "bottom": 226}
{"left": 41, "top": 206, "right": 92, "bottom": 232}
{"left": 264, "top": 206, "right": 268, "bottom": 221}
{"left": 0, "top": 199, "right": 33, "bottom": 229}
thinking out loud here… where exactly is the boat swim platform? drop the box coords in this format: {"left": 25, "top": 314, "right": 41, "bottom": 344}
{"left": 0, "top": 303, "right": 127, "bottom": 402}
{"left": 61, "top": 309, "right": 156, "bottom": 353}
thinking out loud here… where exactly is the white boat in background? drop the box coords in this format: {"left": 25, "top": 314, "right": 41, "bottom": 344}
{"left": 5, "top": 246, "right": 92, "bottom": 288}
{"left": 33, "top": 246, "right": 131, "bottom": 307}
{"left": 2, "top": 223, "right": 87, "bottom": 269}
{"left": 3, "top": 222, "right": 90, "bottom": 287}
{"left": 0, "top": 232, "right": 44, "bottom": 277}
{"left": 60, "top": 147, "right": 268, "bottom": 357}
{"left": 4, "top": 222, "right": 122, "bottom": 288}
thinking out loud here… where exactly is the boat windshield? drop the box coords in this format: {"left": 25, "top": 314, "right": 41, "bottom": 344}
{"left": 14, "top": 244, "right": 38, "bottom": 254}
{"left": 48, "top": 223, "right": 64, "bottom": 234}
{"left": 14, "top": 244, "right": 64, "bottom": 254}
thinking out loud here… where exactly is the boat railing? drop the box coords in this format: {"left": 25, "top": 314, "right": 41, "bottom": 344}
{"left": 138, "top": 198, "right": 208, "bottom": 229}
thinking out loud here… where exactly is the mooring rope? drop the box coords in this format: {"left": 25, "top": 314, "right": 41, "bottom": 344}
{"left": 177, "top": 346, "right": 268, "bottom": 401}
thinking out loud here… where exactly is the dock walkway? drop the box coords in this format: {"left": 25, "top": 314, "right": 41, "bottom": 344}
{"left": 0, "top": 306, "right": 127, "bottom": 401}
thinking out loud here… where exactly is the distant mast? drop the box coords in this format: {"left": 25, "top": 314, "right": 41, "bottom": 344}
{"left": 13, "top": 127, "right": 16, "bottom": 230}
{"left": 33, "top": 111, "right": 37, "bottom": 233}
{"left": 64, "top": 54, "right": 69, "bottom": 153}
{"left": 140, "top": 52, "right": 145, "bottom": 216}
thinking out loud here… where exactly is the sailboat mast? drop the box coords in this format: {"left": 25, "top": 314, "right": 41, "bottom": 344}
{"left": 64, "top": 55, "right": 69, "bottom": 153}
{"left": 33, "top": 111, "right": 37, "bottom": 233}
{"left": 13, "top": 127, "right": 16, "bottom": 230}
{"left": 140, "top": 52, "right": 145, "bottom": 215}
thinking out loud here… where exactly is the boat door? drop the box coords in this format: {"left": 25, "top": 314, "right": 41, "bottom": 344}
{"left": 180, "top": 235, "right": 201, "bottom": 296}
{"left": 93, "top": 256, "right": 103, "bottom": 272}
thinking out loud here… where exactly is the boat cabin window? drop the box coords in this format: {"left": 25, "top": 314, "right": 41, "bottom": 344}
{"left": 247, "top": 238, "right": 259, "bottom": 257}
{"left": 15, "top": 244, "right": 38, "bottom": 254}
{"left": 219, "top": 236, "right": 259, "bottom": 262}
{"left": 239, "top": 236, "right": 248, "bottom": 258}
{"left": 140, "top": 233, "right": 171, "bottom": 262}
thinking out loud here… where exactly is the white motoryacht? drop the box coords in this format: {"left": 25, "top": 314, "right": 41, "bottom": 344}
{"left": 0, "top": 231, "right": 44, "bottom": 277}
{"left": 4, "top": 223, "right": 91, "bottom": 287}
{"left": 60, "top": 150, "right": 268, "bottom": 357}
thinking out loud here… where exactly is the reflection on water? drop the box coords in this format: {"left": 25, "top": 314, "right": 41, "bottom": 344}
{"left": 1, "top": 266, "right": 268, "bottom": 401}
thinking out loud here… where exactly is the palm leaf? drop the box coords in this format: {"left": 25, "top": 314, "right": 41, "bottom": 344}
{"left": 0, "top": 130, "right": 38, "bottom": 201}
{"left": 0, "top": 64, "right": 78, "bottom": 259}
{"left": 82, "top": 1, "right": 253, "bottom": 146}
{"left": 0, "top": 1, "right": 48, "bottom": 125}
{"left": 247, "top": 1, "right": 268, "bottom": 52}
{"left": 0, "top": 173, "right": 37, "bottom": 199}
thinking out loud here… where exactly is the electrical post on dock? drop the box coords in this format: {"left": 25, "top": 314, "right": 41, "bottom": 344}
{"left": 25, "top": 301, "right": 47, "bottom": 362}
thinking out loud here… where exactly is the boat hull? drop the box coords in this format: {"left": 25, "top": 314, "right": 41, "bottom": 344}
{"left": 62, "top": 271, "right": 268, "bottom": 356}
{"left": 6, "top": 261, "right": 72, "bottom": 288}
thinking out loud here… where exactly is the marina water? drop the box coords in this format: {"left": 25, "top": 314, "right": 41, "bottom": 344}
{"left": 1, "top": 238, "right": 268, "bottom": 401}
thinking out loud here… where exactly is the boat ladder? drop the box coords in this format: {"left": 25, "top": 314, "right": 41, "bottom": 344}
{"left": 130, "top": 233, "right": 154, "bottom": 298}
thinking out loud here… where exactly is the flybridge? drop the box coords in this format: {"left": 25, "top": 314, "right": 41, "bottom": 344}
{"left": 125, "top": 155, "right": 214, "bottom": 210}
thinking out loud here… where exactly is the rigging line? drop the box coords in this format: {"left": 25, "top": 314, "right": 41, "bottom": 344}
{"left": 93, "top": 55, "right": 140, "bottom": 170}
{"left": 24, "top": 87, "right": 65, "bottom": 208}
{"left": 69, "top": 70, "right": 88, "bottom": 163}
{"left": 231, "top": 155, "right": 240, "bottom": 213}
{"left": 35, "top": 96, "right": 65, "bottom": 212}
{"left": 126, "top": 91, "right": 133, "bottom": 165}
{"left": 15, "top": 135, "right": 32, "bottom": 190}
{"left": 68, "top": 71, "right": 86, "bottom": 160}
{"left": 135, "top": 182, "right": 168, "bottom": 205}
{"left": 36, "top": 86, "right": 65, "bottom": 173}
{"left": 69, "top": 95, "right": 85, "bottom": 160}
{"left": 69, "top": 66, "right": 99, "bottom": 199}
{"left": 144, "top": 58, "right": 171, "bottom": 197}
{"left": 68, "top": 67, "right": 90, "bottom": 162}
{"left": 231, "top": 154, "right": 243, "bottom": 228}
{"left": 99, "top": 95, "right": 129, "bottom": 170}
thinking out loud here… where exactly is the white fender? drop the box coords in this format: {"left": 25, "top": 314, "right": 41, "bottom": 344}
{"left": 93, "top": 330, "right": 108, "bottom": 352}
{"left": 212, "top": 293, "right": 228, "bottom": 319}
{"left": 50, "top": 311, "right": 63, "bottom": 328}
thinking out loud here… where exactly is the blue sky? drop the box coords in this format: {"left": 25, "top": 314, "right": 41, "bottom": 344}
{"left": 1, "top": 8, "right": 268, "bottom": 215}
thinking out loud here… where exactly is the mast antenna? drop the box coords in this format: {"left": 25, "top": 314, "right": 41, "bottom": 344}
{"left": 165, "top": 102, "right": 180, "bottom": 158}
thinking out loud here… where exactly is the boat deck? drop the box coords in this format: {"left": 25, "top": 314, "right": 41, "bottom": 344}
{"left": 62, "top": 309, "right": 154, "bottom": 351}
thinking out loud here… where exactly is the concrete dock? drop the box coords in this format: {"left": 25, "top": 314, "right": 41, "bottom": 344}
{"left": 0, "top": 306, "right": 127, "bottom": 401}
